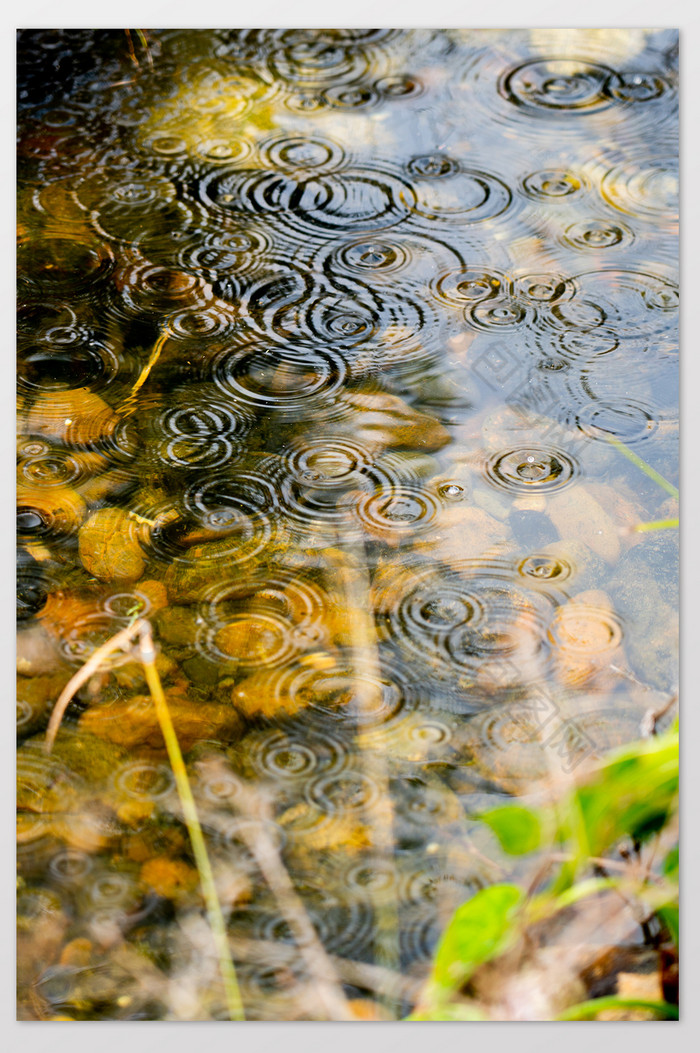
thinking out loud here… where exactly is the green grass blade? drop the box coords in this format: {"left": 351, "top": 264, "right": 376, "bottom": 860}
{"left": 140, "top": 630, "right": 245, "bottom": 1021}
{"left": 634, "top": 518, "right": 679, "bottom": 532}
{"left": 603, "top": 434, "right": 678, "bottom": 499}
{"left": 557, "top": 997, "right": 678, "bottom": 1021}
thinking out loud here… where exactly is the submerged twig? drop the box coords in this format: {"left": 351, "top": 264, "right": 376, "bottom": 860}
{"left": 227, "top": 937, "right": 421, "bottom": 1002}
{"left": 134, "top": 29, "right": 154, "bottom": 70}
{"left": 124, "top": 29, "right": 139, "bottom": 68}
{"left": 332, "top": 538, "right": 401, "bottom": 1010}
{"left": 118, "top": 326, "right": 171, "bottom": 414}
{"left": 44, "top": 620, "right": 140, "bottom": 753}
{"left": 237, "top": 820, "right": 356, "bottom": 1021}
{"left": 641, "top": 693, "right": 678, "bottom": 737}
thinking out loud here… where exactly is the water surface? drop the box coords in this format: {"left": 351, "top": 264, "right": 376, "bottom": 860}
{"left": 17, "top": 28, "right": 679, "bottom": 1021}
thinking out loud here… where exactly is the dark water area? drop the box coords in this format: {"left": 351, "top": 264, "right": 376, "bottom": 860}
{"left": 16, "top": 28, "right": 678, "bottom": 1020}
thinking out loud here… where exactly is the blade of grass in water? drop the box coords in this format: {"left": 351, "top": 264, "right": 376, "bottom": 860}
{"left": 603, "top": 433, "right": 679, "bottom": 499}
{"left": 557, "top": 996, "right": 678, "bottom": 1021}
{"left": 634, "top": 518, "right": 679, "bottom": 532}
{"left": 138, "top": 625, "right": 245, "bottom": 1021}
{"left": 44, "top": 619, "right": 245, "bottom": 1021}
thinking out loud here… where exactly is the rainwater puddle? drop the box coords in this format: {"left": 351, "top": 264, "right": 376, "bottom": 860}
{"left": 17, "top": 28, "right": 678, "bottom": 1021}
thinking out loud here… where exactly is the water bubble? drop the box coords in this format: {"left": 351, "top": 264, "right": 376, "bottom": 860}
{"left": 563, "top": 219, "right": 633, "bottom": 251}
{"left": 199, "top": 769, "right": 244, "bottom": 806}
{"left": 352, "top": 485, "right": 441, "bottom": 538}
{"left": 197, "top": 165, "right": 417, "bottom": 237}
{"left": 144, "top": 134, "right": 187, "bottom": 157}
{"left": 519, "top": 555, "right": 572, "bottom": 582}
{"left": 436, "top": 268, "right": 505, "bottom": 307}
{"left": 559, "top": 327, "right": 619, "bottom": 358}
{"left": 268, "top": 39, "right": 370, "bottom": 90}
{"left": 17, "top": 236, "right": 115, "bottom": 297}
{"left": 16, "top": 487, "right": 86, "bottom": 546}
{"left": 438, "top": 483, "right": 465, "bottom": 500}
{"left": 375, "top": 559, "right": 561, "bottom": 701}
{"left": 281, "top": 651, "right": 418, "bottom": 729}
{"left": 376, "top": 74, "right": 422, "bottom": 98}
{"left": 323, "top": 85, "right": 377, "bottom": 108}
{"left": 306, "top": 769, "right": 379, "bottom": 814}
{"left": 247, "top": 727, "right": 347, "bottom": 782}
{"left": 522, "top": 169, "right": 585, "bottom": 200}
{"left": 486, "top": 446, "right": 578, "bottom": 494}
{"left": 514, "top": 273, "right": 574, "bottom": 304}
{"left": 195, "top": 138, "right": 252, "bottom": 165}
{"left": 469, "top": 298, "right": 531, "bottom": 331}
{"left": 336, "top": 238, "right": 409, "bottom": 274}
{"left": 115, "top": 262, "right": 212, "bottom": 320}
{"left": 609, "top": 73, "right": 671, "bottom": 102}
{"left": 89, "top": 871, "right": 137, "bottom": 908}
{"left": 408, "top": 154, "right": 459, "bottom": 178}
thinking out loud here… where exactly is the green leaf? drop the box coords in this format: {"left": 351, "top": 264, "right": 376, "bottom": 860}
{"left": 662, "top": 845, "right": 679, "bottom": 881}
{"left": 430, "top": 883, "right": 523, "bottom": 992}
{"left": 557, "top": 997, "right": 678, "bottom": 1021}
{"left": 657, "top": 904, "right": 679, "bottom": 947}
{"left": 563, "top": 729, "right": 678, "bottom": 858}
{"left": 477, "top": 804, "right": 542, "bottom": 855}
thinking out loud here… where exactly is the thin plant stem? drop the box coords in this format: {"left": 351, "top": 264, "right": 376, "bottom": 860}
{"left": 137, "top": 624, "right": 245, "bottom": 1021}
{"left": 633, "top": 517, "right": 679, "bottom": 532}
{"left": 602, "top": 433, "right": 679, "bottom": 499}
{"left": 134, "top": 29, "right": 154, "bottom": 69}
{"left": 118, "top": 327, "right": 171, "bottom": 414}
{"left": 124, "top": 29, "right": 139, "bottom": 67}
{"left": 44, "top": 620, "right": 140, "bottom": 753}
{"left": 227, "top": 937, "right": 421, "bottom": 1002}
{"left": 557, "top": 996, "right": 678, "bottom": 1021}
{"left": 44, "top": 619, "right": 245, "bottom": 1021}
{"left": 332, "top": 539, "right": 401, "bottom": 1015}
{"left": 237, "top": 821, "right": 356, "bottom": 1021}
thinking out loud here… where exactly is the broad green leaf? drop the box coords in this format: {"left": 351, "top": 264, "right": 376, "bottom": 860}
{"left": 563, "top": 729, "right": 678, "bottom": 858}
{"left": 430, "top": 883, "right": 522, "bottom": 992}
{"left": 657, "top": 904, "right": 679, "bottom": 946}
{"left": 557, "top": 997, "right": 678, "bottom": 1021}
{"left": 477, "top": 805, "right": 542, "bottom": 855}
{"left": 662, "top": 845, "right": 679, "bottom": 881}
